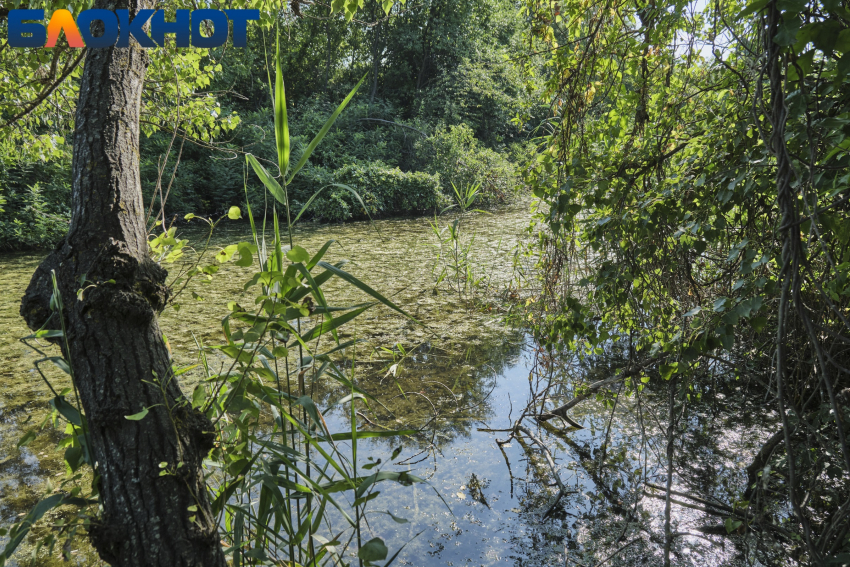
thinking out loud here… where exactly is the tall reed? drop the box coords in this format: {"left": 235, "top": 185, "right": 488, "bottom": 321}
{"left": 3, "top": 33, "right": 435, "bottom": 567}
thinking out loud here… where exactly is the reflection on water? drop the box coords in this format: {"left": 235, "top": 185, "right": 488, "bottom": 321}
{"left": 315, "top": 337, "right": 774, "bottom": 567}
{"left": 0, "top": 204, "right": 769, "bottom": 565}
{"left": 0, "top": 205, "right": 531, "bottom": 564}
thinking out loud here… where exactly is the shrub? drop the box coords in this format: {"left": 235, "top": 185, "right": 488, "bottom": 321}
{"left": 415, "top": 124, "right": 519, "bottom": 207}
{"left": 140, "top": 132, "right": 247, "bottom": 219}
{"left": 290, "top": 162, "right": 446, "bottom": 222}
{"left": 0, "top": 162, "right": 71, "bottom": 250}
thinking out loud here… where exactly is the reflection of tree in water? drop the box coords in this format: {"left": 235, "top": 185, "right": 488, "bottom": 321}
{"left": 309, "top": 330, "right": 527, "bottom": 452}
{"left": 281, "top": 331, "right": 807, "bottom": 566}
{"left": 495, "top": 344, "right": 790, "bottom": 567}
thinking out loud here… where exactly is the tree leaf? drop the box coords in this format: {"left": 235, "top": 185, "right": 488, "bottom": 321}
{"left": 659, "top": 363, "right": 677, "bottom": 381}
{"left": 124, "top": 407, "right": 150, "bottom": 421}
{"left": 17, "top": 430, "right": 37, "bottom": 448}
{"left": 234, "top": 243, "right": 254, "bottom": 267}
{"left": 358, "top": 538, "right": 388, "bottom": 562}
{"left": 750, "top": 316, "right": 768, "bottom": 332}
{"left": 387, "top": 510, "right": 409, "bottom": 524}
{"left": 286, "top": 245, "right": 310, "bottom": 263}
{"left": 46, "top": 357, "right": 71, "bottom": 375}
{"left": 50, "top": 396, "right": 82, "bottom": 426}
{"left": 725, "top": 517, "right": 743, "bottom": 533}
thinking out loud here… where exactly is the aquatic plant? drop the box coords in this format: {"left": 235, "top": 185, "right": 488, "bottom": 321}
{"left": 429, "top": 181, "right": 490, "bottom": 303}
{"left": 3, "top": 34, "right": 435, "bottom": 567}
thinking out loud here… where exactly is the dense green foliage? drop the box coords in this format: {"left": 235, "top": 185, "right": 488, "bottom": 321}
{"left": 293, "top": 161, "right": 445, "bottom": 221}
{"left": 1, "top": 0, "right": 539, "bottom": 249}
{"left": 522, "top": 0, "right": 850, "bottom": 562}
{"left": 0, "top": 161, "right": 70, "bottom": 251}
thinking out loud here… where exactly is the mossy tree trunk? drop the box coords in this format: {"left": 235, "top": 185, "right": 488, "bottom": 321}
{"left": 19, "top": 2, "right": 226, "bottom": 565}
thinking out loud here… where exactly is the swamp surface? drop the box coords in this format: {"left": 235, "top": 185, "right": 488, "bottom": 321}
{"left": 0, "top": 204, "right": 776, "bottom": 566}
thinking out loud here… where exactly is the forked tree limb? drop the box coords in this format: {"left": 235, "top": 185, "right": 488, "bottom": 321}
{"left": 537, "top": 369, "right": 644, "bottom": 424}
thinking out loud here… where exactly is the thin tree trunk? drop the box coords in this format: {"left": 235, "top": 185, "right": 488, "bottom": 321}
{"left": 324, "top": 20, "right": 332, "bottom": 91}
{"left": 416, "top": 0, "right": 438, "bottom": 91}
{"left": 663, "top": 377, "right": 676, "bottom": 567}
{"left": 370, "top": 0, "right": 381, "bottom": 104}
{"left": 20, "top": 2, "right": 226, "bottom": 566}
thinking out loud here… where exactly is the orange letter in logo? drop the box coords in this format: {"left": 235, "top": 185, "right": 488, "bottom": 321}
{"left": 46, "top": 9, "right": 84, "bottom": 48}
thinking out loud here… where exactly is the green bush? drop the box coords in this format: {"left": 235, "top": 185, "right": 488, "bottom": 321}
{"left": 415, "top": 124, "right": 520, "bottom": 207}
{"left": 0, "top": 162, "right": 71, "bottom": 250}
{"left": 291, "top": 162, "right": 446, "bottom": 222}
{"left": 289, "top": 98, "right": 416, "bottom": 170}
{"left": 135, "top": 100, "right": 525, "bottom": 226}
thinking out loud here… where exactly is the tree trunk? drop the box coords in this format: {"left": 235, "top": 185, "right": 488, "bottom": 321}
{"left": 370, "top": 1, "right": 381, "bottom": 104}
{"left": 416, "top": 0, "right": 438, "bottom": 91}
{"left": 20, "top": 2, "right": 227, "bottom": 566}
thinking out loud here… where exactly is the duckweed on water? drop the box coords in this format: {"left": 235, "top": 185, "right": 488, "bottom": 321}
{"left": 0, "top": 205, "right": 533, "bottom": 564}
{"left": 0, "top": 204, "right": 772, "bottom": 566}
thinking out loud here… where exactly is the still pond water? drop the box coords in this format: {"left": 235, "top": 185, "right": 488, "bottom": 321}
{"left": 0, "top": 205, "right": 770, "bottom": 566}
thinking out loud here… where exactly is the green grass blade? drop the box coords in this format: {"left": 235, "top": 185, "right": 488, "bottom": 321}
{"left": 307, "top": 240, "right": 335, "bottom": 270}
{"left": 385, "top": 531, "right": 427, "bottom": 567}
{"left": 243, "top": 165, "right": 259, "bottom": 250}
{"left": 328, "top": 429, "right": 416, "bottom": 442}
{"left": 293, "top": 262, "right": 338, "bottom": 342}
{"left": 288, "top": 260, "right": 349, "bottom": 303}
{"left": 292, "top": 184, "right": 377, "bottom": 233}
{"left": 247, "top": 154, "right": 287, "bottom": 207}
{"left": 286, "top": 73, "right": 368, "bottom": 184}
{"left": 272, "top": 206, "right": 284, "bottom": 275}
{"left": 299, "top": 306, "right": 370, "bottom": 343}
{"left": 316, "top": 261, "right": 418, "bottom": 323}
{"left": 275, "top": 34, "right": 290, "bottom": 176}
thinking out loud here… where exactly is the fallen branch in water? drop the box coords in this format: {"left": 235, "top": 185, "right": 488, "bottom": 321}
{"left": 537, "top": 359, "right": 664, "bottom": 424}
{"left": 537, "top": 375, "right": 626, "bottom": 424}
{"left": 514, "top": 424, "right": 577, "bottom": 518}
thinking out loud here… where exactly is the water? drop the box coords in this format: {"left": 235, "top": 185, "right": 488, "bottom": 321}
{"left": 0, "top": 205, "right": 774, "bottom": 566}
{"left": 313, "top": 339, "right": 778, "bottom": 567}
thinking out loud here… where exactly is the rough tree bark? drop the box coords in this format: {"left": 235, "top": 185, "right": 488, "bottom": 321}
{"left": 19, "top": 2, "right": 227, "bottom": 566}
